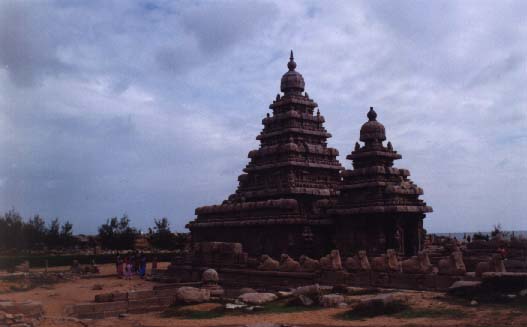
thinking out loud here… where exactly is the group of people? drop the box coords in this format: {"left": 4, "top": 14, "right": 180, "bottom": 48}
{"left": 115, "top": 251, "right": 157, "bottom": 279}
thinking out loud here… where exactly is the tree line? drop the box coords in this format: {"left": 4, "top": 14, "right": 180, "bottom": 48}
{"left": 0, "top": 210, "right": 187, "bottom": 251}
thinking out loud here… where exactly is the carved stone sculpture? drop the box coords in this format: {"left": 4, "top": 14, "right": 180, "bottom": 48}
{"left": 475, "top": 254, "right": 506, "bottom": 277}
{"left": 279, "top": 253, "right": 301, "bottom": 272}
{"left": 320, "top": 249, "right": 343, "bottom": 270}
{"left": 257, "top": 254, "right": 279, "bottom": 271}
{"left": 438, "top": 251, "right": 466, "bottom": 275}
{"left": 299, "top": 255, "right": 320, "bottom": 272}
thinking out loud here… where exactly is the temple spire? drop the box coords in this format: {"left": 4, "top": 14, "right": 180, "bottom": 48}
{"left": 287, "top": 50, "right": 297, "bottom": 71}
{"left": 367, "top": 107, "right": 377, "bottom": 121}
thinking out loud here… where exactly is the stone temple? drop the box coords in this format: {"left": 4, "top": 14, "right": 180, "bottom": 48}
{"left": 187, "top": 52, "right": 432, "bottom": 258}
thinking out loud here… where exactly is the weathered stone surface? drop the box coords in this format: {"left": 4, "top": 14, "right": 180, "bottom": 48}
{"left": 239, "top": 287, "right": 257, "bottom": 295}
{"left": 354, "top": 293, "right": 407, "bottom": 313}
{"left": 320, "top": 250, "right": 342, "bottom": 270}
{"left": 475, "top": 254, "right": 506, "bottom": 277}
{"left": 279, "top": 254, "right": 301, "bottom": 272}
{"left": 292, "top": 284, "right": 321, "bottom": 297}
{"left": 238, "top": 293, "right": 277, "bottom": 305}
{"left": 94, "top": 293, "right": 114, "bottom": 303}
{"left": 299, "top": 255, "right": 320, "bottom": 272}
{"left": 320, "top": 294, "right": 345, "bottom": 307}
{"left": 258, "top": 255, "right": 279, "bottom": 271}
{"left": 202, "top": 268, "right": 219, "bottom": 283}
{"left": 386, "top": 249, "right": 402, "bottom": 272}
{"left": 176, "top": 287, "right": 211, "bottom": 304}
{"left": 402, "top": 251, "right": 435, "bottom": 274}
{"left": 447, "top": 281, "right": 482, "bottom": 297}
{"left": 438, "top": 251, "right": 466, "bottom": 275}
{"left": 0, "top": 301, "right": 43, "bottom": 318}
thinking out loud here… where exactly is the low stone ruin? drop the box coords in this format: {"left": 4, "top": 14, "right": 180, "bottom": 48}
{"left": 0, "top": 300, "right": 43, "bottom": 327}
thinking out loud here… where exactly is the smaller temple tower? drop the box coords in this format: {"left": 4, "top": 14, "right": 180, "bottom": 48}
{"left": 330, "top": 107, "right": 432, "bottom": 257}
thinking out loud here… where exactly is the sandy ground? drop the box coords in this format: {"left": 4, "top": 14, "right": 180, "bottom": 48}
{"left": 1, "top": 263, "right": 526, "bottom": 327}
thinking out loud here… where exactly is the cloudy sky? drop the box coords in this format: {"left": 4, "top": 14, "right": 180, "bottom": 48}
{"left": 0, "top": 0, "right": 525, "bottom": 234}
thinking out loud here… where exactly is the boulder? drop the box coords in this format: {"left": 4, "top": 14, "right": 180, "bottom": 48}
{"left": 447, "top": 280, "right": 482, "bottom": 297}
{"left": 202, "top": 268, "right": 219, "bottom": 283}
{"left": 239, "top": 287, "right": 257, "bottom": 295}
{"left": 176, "top": 287, "right": 211, "bottom": 303}
{"left": 238, "top": 292, "right": 277, "bottom": 305}
{"left": 279, "top": 254, "right": 301, "bottom": 272}
{"left": 353, "top": 294, "right": 407, "bottom": 315}
{"left": 296, "top": 294, "right": 314, "bottom": 306}
{"left": 320, "top": 294, "right": 345, "bottom": 307}
{"left": 292, "top": 284, "right": 321, "bottom": 297}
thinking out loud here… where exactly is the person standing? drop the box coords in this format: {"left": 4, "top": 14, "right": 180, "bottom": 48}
{"left": 151, "top": 256, "right": 158, "bottom": 274}
{"left": 139, "top": 253, "right": 147, "bottom": 278}
{"left": 124, "top": 256, "right": 132, "bottom": 280}
{"left": 116, "top": 253, "right": 124, "bottom": 278}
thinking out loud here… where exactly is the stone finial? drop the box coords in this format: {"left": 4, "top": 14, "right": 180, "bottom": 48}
{"left": 316, "top": 109, "right": 320, "bottom": 116}
{"left": 288, "top": 50, "right": 296, "bottom": 71}
{"left": 354, "top": 142, "right": 360, "bottom": 151}
{"left": 276, "top": 94, "right": 280, "bottom": 101}
{"left": 387, "top": 141, "right": 393, "bottom": 151}
{"left": 305, "top": 92, "right": 309, "bottom": 99}
{"left": 266, "top": 113, "right": 270, "bottom": 118}
{"left": 367, "top": 107, "right": 377, "bottom": 121}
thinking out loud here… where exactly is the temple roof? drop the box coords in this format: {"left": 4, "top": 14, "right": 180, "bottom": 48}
{"left": 360, "top": 107, "right": 386, "bottom": 143}
{"left": 280, "top": 50, "right": 305, "bottom": 95}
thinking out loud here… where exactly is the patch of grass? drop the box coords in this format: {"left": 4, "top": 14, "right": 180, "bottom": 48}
{"left": 337, "top": 303, "right": 469, "bottom": 322}
{"left": 161, "top": 299, "right": 322, "bottom": 319}
{"left": 260, "top": 300, "right": 322, "bottom": 314}
{"left": 394, "top": 308, "right": 468, "bottom": 319}
{"left": 161, "top": 307, "right": 225, "bottom": 319}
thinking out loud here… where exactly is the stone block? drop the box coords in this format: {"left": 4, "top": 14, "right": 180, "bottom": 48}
{"left": 127, "top": 290, "right": 155, "bottom": 300}
{"left": 153, "top": 288, "right": 179, "bottom": 297}
{"left": 112, "top": 292, "right": 128, "bottom": 301}
{"left": 94, "top": 293, "right": 114, "bottom": 303}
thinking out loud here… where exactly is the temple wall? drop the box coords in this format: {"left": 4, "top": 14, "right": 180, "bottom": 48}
{"left": 191, "top": 225, "right": 332, "bottom": 258}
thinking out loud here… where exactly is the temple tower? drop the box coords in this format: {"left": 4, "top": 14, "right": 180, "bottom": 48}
{"left": 187, "top": 52, "right": 343, "bottom": 257}
{"left": 329, "top": 107, "right": 432, "bottom": 256}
